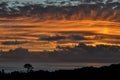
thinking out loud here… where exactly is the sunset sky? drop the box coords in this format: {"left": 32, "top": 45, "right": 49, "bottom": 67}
{"left": 0, "top": 0, "right": 120, "bottom": 52}
{"left": 0, "top": 20, "right": 120, "bottom": 52}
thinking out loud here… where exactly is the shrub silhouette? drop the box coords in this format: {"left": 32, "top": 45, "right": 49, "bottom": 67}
{"left": 24, "top": 64, "right": 33, "bottom": 72}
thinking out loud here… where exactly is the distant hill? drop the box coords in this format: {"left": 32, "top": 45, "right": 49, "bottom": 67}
{"left": 0, "top": 63, "right": 120, "bottom": 80}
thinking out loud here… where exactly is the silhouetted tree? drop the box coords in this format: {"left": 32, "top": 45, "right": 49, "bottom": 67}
{"left": 24, "top": 64, "right": 33, "bottom": 72}
{"left": 1, "top": 69, "right": 4, "bottom": 74}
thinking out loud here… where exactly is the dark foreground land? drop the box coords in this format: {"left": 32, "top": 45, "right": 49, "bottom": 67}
{"left": 0, "top": 63, "right": 120, "bottom": 80}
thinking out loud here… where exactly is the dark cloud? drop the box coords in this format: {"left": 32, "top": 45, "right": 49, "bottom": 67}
{"left": 39, "top": 35, "right": 66, "bottom": 41}
{"left": 0, "top": 25, "right": 38, "bottom": 28}
{"left": 69, "top": 35, "right": 86, "bottom": 40}
{"left": 56, "top": 31, "right": 95, "bottom": 35}
{"left": 0, "top": 1, "right": 120, "bottom": 21}
{"left": 1, "top": 41, "right": 27, "bottom": 45}
{"left": 1, "top": 44, "right": 120, "bottom": 63}
{"left": 39, "top": 34, "right": 86, "bottom": 41}
{"left": 50, "top": 44, "right": 120, "bottom": 63}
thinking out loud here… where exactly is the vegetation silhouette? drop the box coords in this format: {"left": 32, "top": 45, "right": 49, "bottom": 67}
{"left": 24, "top": 64, "right": 33, "bottom": 72}
{"left": 0, "top": 63, "right": 120, "bottom": 80}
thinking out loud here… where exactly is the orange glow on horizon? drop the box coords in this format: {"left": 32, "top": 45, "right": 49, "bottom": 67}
{"left": 103, "top": 28, "right": 109, "bottom": 34}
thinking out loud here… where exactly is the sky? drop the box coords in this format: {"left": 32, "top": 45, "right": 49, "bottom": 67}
{"left": 0, "top": 0, "right": 119, "bottom": 3}
{"left": 0, "top": 0, "right": 120, "bottom": 63}
{"left": 0, "top": 0, "right": 120, "bottom": 52}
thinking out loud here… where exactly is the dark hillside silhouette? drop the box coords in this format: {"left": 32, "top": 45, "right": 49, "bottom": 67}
{"left": 0, "top": 63, "right": 120, "bottom": 80}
